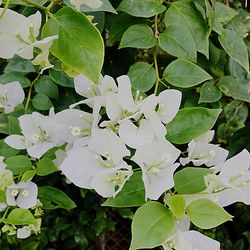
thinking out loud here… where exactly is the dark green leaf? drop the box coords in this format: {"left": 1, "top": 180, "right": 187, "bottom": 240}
{"left": 32, "top": 94, "right": 53, "bottom": 111}
{"left": 5, "top": 155, "right": 33, "bottom": 175}
{"left": 199, "top": 81, "right": 222, "bottom": 103}
{"left": 36, "top": 158, "right": 59, "bottom": 176}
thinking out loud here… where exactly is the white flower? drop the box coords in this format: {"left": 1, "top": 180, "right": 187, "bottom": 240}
{"left": 5, "top": 112, "right": 65, "bottom": 158}
{"left": 60, "top": 129, "right": 131, "bottom": 196}
{"left": 0, "top": 169, "right": 13, "bottom": 191}
{"left": 17, "top": 218, "right": 41, "bottom": 239}
{"left": 6, "top": 181, "right": 38, "bottom": 209}
{"left": 70, "top": 0, "right": 103, "bottom": 11}
{"left": 180, "top": 131, "right": 229, "bottom": 167}
{"left": 132, "top": 140, "right": 180, "bottom": 200}
{"left": 211, "top": 150, "right": 250, "bottom": 206}
{"left": 0, "top": 81, "right": 25, "bottom": 113}
{"left": 162, "top": 216, "right": 220, "bottom": 250}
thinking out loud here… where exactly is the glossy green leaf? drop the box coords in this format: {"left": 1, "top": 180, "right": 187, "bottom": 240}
{"left": 174, "top": 167, "right": 214, "bottom": 194}
{"left": 165, "top": 0, "right": 209, "bottom": 57}
{"left": 5, "top": 155, "right": 32, "bottom": 175}
{"left": 166, "top": 107, "right": 222, "bottom": 144}
{"left": 218, "top": 29, "right": 249, "bottom": 73}
{"left": 163, "top": 59, "right": 212, "bottom": 88}
{"left": 0, "top": 72, "right": 31, "bottom": 88}
{"left": 117, "top": 0, "right": 166, "bottom": 18}
{"left": 34, "top": 76, "right": 59, "bottom": 100}
{"left": 167, "top": 195, "right": 186, "bottom": 218}
{"left": 199, "top": 81, "right": 222, "bottom": 103}
{"left": 119, "top": 24, "right": 156, "bottom": 49}
{"left": 32, "top": 94, "right": 53, "bottom": 111}
{"left": 4, "top": 56, "right": 35, "bottom": 73}
{"left": 49, "top": 69, "right": 74, "bottom": 88}
{"left": 187, "top": 199, "right": 233, "bottom": 229}
{"left": 0, "top": 140, "right": 19, "bottom": 158}
{"left": 158, "top": 24, "right": 196, "bottom": 62}
{"left": 36, "top": 158, "right": 59, "bottom": 176}
{"left": 102, "top": 172, "right": 145, "bottom": 207}
{"left": 130, "top": 201, "right": 175, "bottom": 249}
{"left": 3, "top": 208, "right": 36, "bottom": 225}
{"left": 8, "top": 115, "right": 21, "bottom": 134}
{"left": 128, "top": 62, "right": 156, "bottom": 92}
{"left": 218, "top": 76, "right": 250, "bottom": 102}
{"left": 42, "top": 7, "right": 104, "bottom": 83}
{"left": 38, "top": 186, "right": 76, "bottom": 210}
{"left": 21, "top": 170, "right": 36, "bottom": 182}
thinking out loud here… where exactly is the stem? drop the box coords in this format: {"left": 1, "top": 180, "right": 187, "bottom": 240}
{"left": 23, "top": 0, "right": 49, "bottom": 12}
{"left": 153, "top": 47, "right": 160, "bottom": 95}
{"left": 24, "top": 74, "right": 41, "bottom": 113}
{"left": 0, "top": 0, "right": 11, "bottom": 19}
{"left": 0, "top": 206, "right": 9, "bottom": 223}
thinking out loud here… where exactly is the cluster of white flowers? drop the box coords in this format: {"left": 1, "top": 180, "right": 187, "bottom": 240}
{"left": 0, "top": 8, "right": 57, "bottom": 71}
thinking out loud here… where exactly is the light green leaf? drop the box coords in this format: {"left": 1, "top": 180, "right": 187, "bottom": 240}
{"left": 8, "top": 115, "right": 21, "bottom": 134}
{"left": 32, "top": 94, "right": 53, "bottom": 111}
{"left": 42, "top": 7, "right": 104, "bottom": 83}
{"left": 166, "top": 107, "right": 222, "bottom": 144}
{"left": 199, "top": 81, "right": 222, "bottom": 103}
{"left": 102, "top": 172, "right": 145, "bottom": 207}
{"left": 218, "top": 29, "right": 249, "bottom": 73}
{"left": 167, "top": 195, "right": 186, "bottom": 218}
{"left": 64, "top": 0, "right": 116, "bottom": 13}
{"left": 21, "top": 170, "right": 36, "bottom": 182}
{"left": 36, "top": 158, "right": 59, "bottom": 176}
{"left": 187, "top": 199, "right": 233, "bottom": 229}
{"left": 165, "top": 0, "right": 209, "bottom": 57}
{"left": 158, "top": 24, "right": 196, "bottom": 62}
{"left": 38, "top": 186, "right": 76, "bottom": 210}
{"left": 130, "top": 201, "right": 175, "bottom": 249}
{"left": 117, "top": 0, "right": 166, "bottom": 18}
{"left": 218, "top": 76, "right": 250, "bottom": 102}
{"left": 174, "top": 167, "right": 214, "bottom": 194}
{"left": 5, "top": 155, "right": 32, "bottom": 175}
{"left": 163, "top": 59, "right": 212, "bottom": 88}
{"left": 119, "top": 24, "right": 156, "bottom": 49}
{"left": 128, "top": 62, "right": 156, "bottom": 92}
{"left": 34, "top": 75, "right": 59, "bottom": 100}
{"left": 3, "top": 208, "right": 36, "bottom": 225}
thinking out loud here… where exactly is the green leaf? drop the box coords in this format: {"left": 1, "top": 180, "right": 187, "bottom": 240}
{"left": 32, "top": 94, "right": 53, "bottom": 111}
{"left": 0, "top": 190, "right": 5, "bottom": 203}
{"left": 21, "top": 170, "right": 36, "bottom": 182}
{"left": 130, "top": 201, "right": 175, "bottom": 249}
{"left": 102, "top": 172, "right": 145, "bottom": 207}
{"left": 0, "top": 140, "right": 19, "bottom": 158}
{"left": 163, "top": 59, "right": 212, "bottom": 88}
{"left": 165, "top": 0, "right": 209, "bottom": 57}
{"left": 158, "top": 24, "right": 196, "bottom": 62}
{"left": 218, "top": 76, "right": 250, "bottom": 102}
{"left": 166, "top": 107, "right": 222, "bottom": 144}
{"left": 5, "top": 155, "right": 32, "bottom": 175}
{"left": 34, "top": 75, "right": 59, "bottom": 100}
{"left": 4, "top": 56, "right": 35, "bottom": 73}
{"left": 199, "top": 81, "right": 222, "bottom": 103}
{"left": 0, "top": 72, "right": 31, "bottom": 88}
{"left": 117, "top": 0, "right": 166, "bottom": 18}
{"left": 174, "top": 167, "right": 214, "bottom": 194}
{"left": 119, "top": 24, "right": 156, "bottom": 49}
{"left": 3, "top": 208, "right": 36, "bottom": 225}
{"left": 38, "top": 186, "right": 76, "bottom": 210}
{"left": 36, "top": 158, "right": 59, "bottom": 176}
{"left": 42, "top": 7, "right": 104, "bottom": 83}
{"left": 49, "top": 69, "right": 74, "bottom": 88}
{"left": 64, "top": 0, "right": 116, "bottom": 13}
{"left": 167, "top": 195, "right": 186, "bottom": 218}
{"left": 187, "top": 199, "right": 233, "bottom": 229}
{"left": 218, "top": 29, "right": 249, "bottom": 73}
{"left": 127, "top": 62, "right": 156, "bottom": 92}
{"left": 7, "top": 115, "right": 21, "bottom": 134}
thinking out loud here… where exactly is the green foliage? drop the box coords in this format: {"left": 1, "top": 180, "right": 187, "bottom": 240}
{"left": 5, "top": 155, "right": 33, "bottom": 175}
{"left": 2, "top": 209, "right": 36, "bottom": 225}
{"left": 130, "top": 201, "right": 175, "bottom": 249}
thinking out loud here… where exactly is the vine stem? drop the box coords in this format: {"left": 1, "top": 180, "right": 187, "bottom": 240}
{"left": 0, "top": 206, "right": 9, "bottom": 222}
{"left": 24, "top": 74, "right": 41, "bottom": 113}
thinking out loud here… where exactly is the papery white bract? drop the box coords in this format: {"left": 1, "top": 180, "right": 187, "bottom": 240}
{"left": 5, "top": 112, "right": 66, "bottom": 158}
{"left": 6, "top": 181, "right": 38, "bottom": 209}
{"left": 0, "top": 81, "right": 25, "bottom": 113}
{"left": 17, "top": 218, "right": 41, "bottom": 239}
{"left": 132, "top": 140, "right": 180, "bottom": 200}
{"left": 180, "top": 131, "right": 229, "bottom": 167}
{"left": 70, "top": 0, "right": 103, "bottom": 10}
